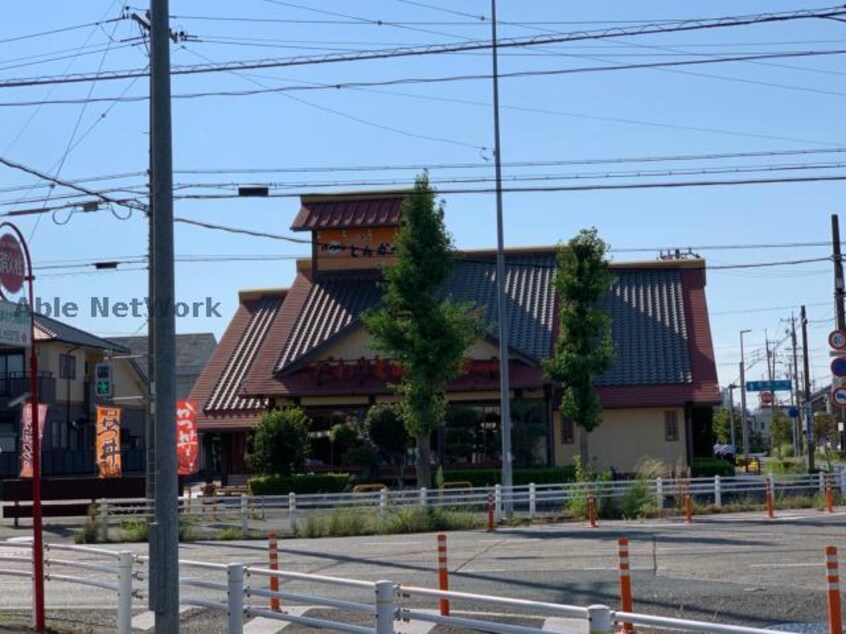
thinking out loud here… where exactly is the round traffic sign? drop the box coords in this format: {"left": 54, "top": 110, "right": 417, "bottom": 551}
{"left": 0, "top": 233, "right": 24, "bottom": 297}
{"left": 832, "top": 386, "right": 846, "bottom": 408}
{"left": 831, "top": 329, "right": 846, "bottom": 350}
{"left": 788, "top": 406, "right": 799, "bottom": 418}
{"left": 833, "top": 357, "right": 846, "bottom": 378}
{"left": 760, "top": 391, "right": 773, "bottom": 407}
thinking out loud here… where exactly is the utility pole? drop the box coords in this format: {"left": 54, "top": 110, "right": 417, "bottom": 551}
{"left": 740, "top": 329, "right": 751, "bottom": 460}
{"left": 490, "top": 0, "right": 513, "bottom": 518}
{"left": 801, "top": 305, "right": 814, "bottom": 472}
{"left": 790, "top": 314, "right": 801, "bottom": 456}
{"left": 149, "top": 1, "right": 179, "bottom": 631}
{"left": 832, "top": 214, "right": 846, "bottom": 455}
{"left": 727, "top": 384, "right": 736, "bottom": 449}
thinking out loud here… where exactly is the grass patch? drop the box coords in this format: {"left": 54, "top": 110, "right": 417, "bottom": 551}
{"left": 295, "top": 507, "right": 483, "bottom": 538}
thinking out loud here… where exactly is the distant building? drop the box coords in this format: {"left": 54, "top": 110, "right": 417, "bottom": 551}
{"left": 0, "top": 315, "right": 148, "bottom": 478}
{"left": 190, "top": 191, "right": 721, "bottom": 482}
{"left": 109, "top": 333, "right": 217, "bottom": 401}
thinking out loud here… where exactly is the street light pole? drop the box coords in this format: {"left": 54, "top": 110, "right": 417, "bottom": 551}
{"left": 727, "top": 384, "right": 737, "bottom": 450}
{"left": 739, "top": 329, "right": 752, "bottom": 460}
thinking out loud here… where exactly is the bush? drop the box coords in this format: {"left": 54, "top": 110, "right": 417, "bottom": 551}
{"left": 691, "top": 458, "right": 734, "bottom": 477}
{"left": 380, "top": 508, "right": 480, "bottom": 534}
{"left": 249, "top": 473, "right": 351, "bottom": 495}
{"left": 438, "top": 466, "right": 576, "bottom": 488}
{"left": 247, "top": 408, "right": 311, "bottom": 476}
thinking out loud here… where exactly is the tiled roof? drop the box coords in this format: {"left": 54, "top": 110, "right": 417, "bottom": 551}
{"left": 33, "top": 315, "right": 128, "bottom": 352}
{"left": 597, "top": 269, "right": 691, "bottom": 386}
{"left": 291, "top": 192, "right": 408, "bottom": 231}
{"left": 190, "top": 293, "right": 284, "bottom": 422}
{"left": 275, "top": 275, "right": 381, "bottom": 371}
{"left": 110, "top": 333, "right": 217, "bottom": 380}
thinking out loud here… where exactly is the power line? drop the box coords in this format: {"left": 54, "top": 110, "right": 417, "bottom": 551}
{"left": 4, "top": 5, "right": 845, "bottom": 89}
{"left": 0, "top": 16, "right": 127, "bottom": 46}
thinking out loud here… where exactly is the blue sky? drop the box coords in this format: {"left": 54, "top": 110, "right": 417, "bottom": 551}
{"left": 2, "top": 1, "right": 845, "bottom": 403}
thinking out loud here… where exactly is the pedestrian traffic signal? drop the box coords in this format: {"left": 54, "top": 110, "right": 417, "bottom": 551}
{"left": 95, "top": 362, "right": 112, "bottom": 399}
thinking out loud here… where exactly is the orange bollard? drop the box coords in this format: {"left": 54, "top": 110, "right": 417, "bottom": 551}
{"left": 766, "top": 479, "right": 775, "bottom": 519}
{"left": 684, "top": 492, "right": 693, "bottom": 525}
{"left": 268, "top": 532, "right": 280, "bottom": 612}
{"left": 617, "top": 538, "right": 635, "bottom": 634}
{"left": 588, "top": 492, "right": 598, "bottom": 528}
{"left": 827, "top": 546, "right": 842, "bottom": 634}
{"left": 486, "top": 491, "right": 495, "bottom": 532}
{"left": 437, "top": 534, "right": 450, "bottom": 616}
{"left": 826, "top": 476, "right": 834, "bottom": 513}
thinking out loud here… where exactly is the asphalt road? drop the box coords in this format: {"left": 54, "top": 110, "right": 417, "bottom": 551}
{"left": 1, "top": 508, "right": 844, "bottom": 631}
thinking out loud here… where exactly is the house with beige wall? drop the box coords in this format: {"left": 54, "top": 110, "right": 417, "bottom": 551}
{"left": 190, "top": 191, "right": 720, "bottom": 482}
{"left": 0, "top": 315, "right": 147, "bottom": 478}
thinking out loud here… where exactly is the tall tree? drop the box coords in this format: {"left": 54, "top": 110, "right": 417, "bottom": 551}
{"left": 713, "top": 407, "right": 743, "bottom": 445}
{"left": 543, "top": 228, "right": 615, "bottom": 465}
{"left": 814, "top": 413, "right": 837, "bottom": 470}
{"left": 362, "top": 173, "right": 480, "bottom": 488}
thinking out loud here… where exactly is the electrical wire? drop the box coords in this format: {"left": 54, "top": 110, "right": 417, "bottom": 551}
{"left": 0, "top": 17, "right": 127, "bottom": 46}
{"left": 4, "top": 5, "right": 846, "bottom": 89}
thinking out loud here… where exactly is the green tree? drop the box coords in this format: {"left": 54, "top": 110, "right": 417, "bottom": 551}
{"left": 246, "top": 408, "right": 311, "bottom": 476}
{"left": 362, "top": 173, "right": 481, "bottom": 488}
{"left": 543, "top": 228, "right": 615, "bottom": 465}
{"left": 769, "top": 409, "right": 791, "bottom": 458}
{"left": 365, "top": 404, "right": 410, "bottom": 487}
{"left": 713, "top": 407, "right": 743, "bottom": 445}
{"left": 814, "top": 413, "right": 838, "bottom": 470}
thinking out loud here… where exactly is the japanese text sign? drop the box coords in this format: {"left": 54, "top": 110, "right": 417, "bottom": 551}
{"left": 95, "top": 406, "right": 122, "bottom": 479}
{"left": 19, "top": 403, "right": 48, "bottom": 478}
{"left": 176, "top": 400, "right": 199, "bottom": 476}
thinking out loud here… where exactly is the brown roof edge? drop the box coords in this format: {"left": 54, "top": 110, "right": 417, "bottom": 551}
{"left": 238, "top": 288, "right": 288, "bottom": 303}
{"left": 299, "top": 188, "right": 411, "bottom": 204}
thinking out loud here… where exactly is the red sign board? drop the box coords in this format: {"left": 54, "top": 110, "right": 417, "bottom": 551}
{"left": 0, "top": 233, "right": 25, "bottom": 297}
{"left": 176, "top": 400, "right": 199, "bottom": 476}
{"left": 759, "top": 391, "right": 773, "bottom": 407}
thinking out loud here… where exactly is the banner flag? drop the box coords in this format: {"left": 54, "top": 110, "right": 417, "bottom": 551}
{"left": 176, "top": 400, "right": 199, "bottom": 476}
{"left": 95, "top": 406, "right": 122, "bottom": 479}
{"left": 19, "top": 403, "right": 48, "bottom": 479}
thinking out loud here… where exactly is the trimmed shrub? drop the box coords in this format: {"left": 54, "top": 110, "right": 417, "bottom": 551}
{"left": 439, "top": 466, "right": 576, "bottom": 488}
{"left": 691, "top": 458, "right": 734, "bottom": 478}
{"left": 249, "top": 473, "right": 351, "bottom": 495}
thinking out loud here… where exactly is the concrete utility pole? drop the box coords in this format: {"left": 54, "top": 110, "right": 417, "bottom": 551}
{"left": 790, "top": 315, "right": 802, "bottom": 456}
{"left": 833, "top": 215, "right": 846, "bottom": 331}
{"left": 727, "top": 384, "right": 736, "bottom": 449}
{"left": 490, "top": 0, "right": 513, "bottom": 518}
{"left": 739, "top": 330, "right": 751, "bottom": 460}
{"left": 149, "top": 0, "right": 179, "bottom": 631}
{"left": 801, "top": 305, "right": 814, "bottom": 472}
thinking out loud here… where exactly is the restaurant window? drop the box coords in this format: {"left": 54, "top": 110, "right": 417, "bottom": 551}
{"left": 561, "top": 417, "right": 574, "bottom": 444}
{"left": 664, "top": 411, "right": 679, "bottom": 442}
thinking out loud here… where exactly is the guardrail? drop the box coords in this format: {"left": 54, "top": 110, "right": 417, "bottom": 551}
{"left": 0, "top": 541, "right": 136, "bottom": 634}
{"left": 62, "top": 471, "right": 845, "bottom": 534}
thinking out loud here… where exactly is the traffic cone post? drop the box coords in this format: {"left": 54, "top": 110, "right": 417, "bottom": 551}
{"left": 827, "top": 546, "right": 842, "bottom": 634}
{"left": 437, "top": 534, "right": 450, "bottom": 616}
{"left": 617, "top": 538, "right": 635, "bottom": 634}
{"left": 268, "top": 532, "right": 280, "bottom": 612}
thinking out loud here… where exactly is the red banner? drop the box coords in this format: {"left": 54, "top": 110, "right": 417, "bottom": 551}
{"left": 95, "top": 406, "right": 122, "bottom": 479}
{"left": 176, "top": 400, "right": 199, "bottom": 476}
{"left": 19, "top": 403, "right": 48, "bottom": 478}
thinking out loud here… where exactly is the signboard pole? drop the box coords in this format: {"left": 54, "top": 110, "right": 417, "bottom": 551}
{"left": 0, "top": 222, "right": 44, "bottom": 631}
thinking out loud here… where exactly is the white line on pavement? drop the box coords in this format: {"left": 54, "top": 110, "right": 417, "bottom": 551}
{"left": 749, "top": 563, "right": 820, "bottom": 568}
{"left": 543, "top": 615, "right": 587, "bottom": 633}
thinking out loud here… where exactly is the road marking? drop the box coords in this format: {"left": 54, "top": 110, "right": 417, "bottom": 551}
{"left": 244, "top": 607, "right": 311, "bottom": 633}
{"left": 543, "top": 616, "right": 587, "bottom": 633}
{"left": 750, "top": 562, "right": 820, "bottom": 569}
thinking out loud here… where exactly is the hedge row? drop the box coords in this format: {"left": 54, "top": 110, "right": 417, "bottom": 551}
{"left": 249, "top": 473, "right": 350, "bottom": 495}
{"left": 691, "top": 458, "right": 735, "bottom": 478}
{"left": 438, "top": 467, "right": 576, "bottom": 488}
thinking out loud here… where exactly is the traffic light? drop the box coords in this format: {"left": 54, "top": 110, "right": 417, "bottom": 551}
{"left": 95, "top": 362, "right": 112, "bottom": 399}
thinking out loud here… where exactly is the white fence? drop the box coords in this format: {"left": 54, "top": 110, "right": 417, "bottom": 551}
{"left": 64, "top": 471, "right": 846, "bottom": 534}
{"left": 0, "top": 540, "right": 136, "bottom": 634}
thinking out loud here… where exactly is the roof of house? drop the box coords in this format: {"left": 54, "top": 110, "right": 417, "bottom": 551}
{"left": 188, "top": 294, "right": 284, "bottom": 429}
{"left": 34, "top": 314, "right": 129, "bottom": 352}
{"left": 110, "top": 333, "right": 218, "bottom": 380}
{"left": 184, "top": 250, "right": 719, "bottom": 423}
{"left": 291, "top": 191, "right": 409, "bottom": 232}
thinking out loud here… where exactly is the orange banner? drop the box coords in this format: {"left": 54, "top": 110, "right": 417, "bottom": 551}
{"left": 176, "top": 400, "right": 199, "bottom": 476}
{"left": 95, "top": 406, "right": 122, "bottom": 479}
{"left": 19, "top": 403, "right": 48, "bottom": 478}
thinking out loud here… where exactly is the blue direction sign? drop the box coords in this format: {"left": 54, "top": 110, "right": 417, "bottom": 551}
{"left": 746, "top": 380, "right": 792, "bottom": 392}
{"left": 832, "top": 357, "right": 846, "bottom": 378}
{"left": 788, "top": 406, "right": 799, "bottom": 418}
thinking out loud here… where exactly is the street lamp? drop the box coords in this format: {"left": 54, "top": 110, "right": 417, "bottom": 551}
{"left": 739, "top": 329, "right": 752, "bottom": 460}
{"left": 727, "top": 383, "right": 737, "bottom": 450}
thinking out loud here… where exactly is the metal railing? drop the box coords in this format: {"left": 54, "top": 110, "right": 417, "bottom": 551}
{"left": 64, "top": 471, "right": 845, "bottom": 534}
{"left": 0, "top": 540, "right": 136, "bottom": 634}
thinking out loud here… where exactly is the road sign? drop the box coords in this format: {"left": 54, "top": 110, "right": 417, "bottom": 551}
{"left": 759, "top": 391, "right": 773, "bottom": 407}
{"left": 833, "top": 357, "right": 846, "bottom": 378}
{"left": 0, "top": 233, "right": 25, "bottom": 298}
{"left": 831, "top": 386, "right": 846, "bottom": 408}
{"left": 831, "top": 330, "right": 846, "bottom": 350}
{"left": 0, "top": 299, "right": 30, "bottom": 347}
{"left": 788, "top": 406, "right": 799, "bottom": 418}
{"left": 745, "top": 380, "right": 792, "bottom": 392}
